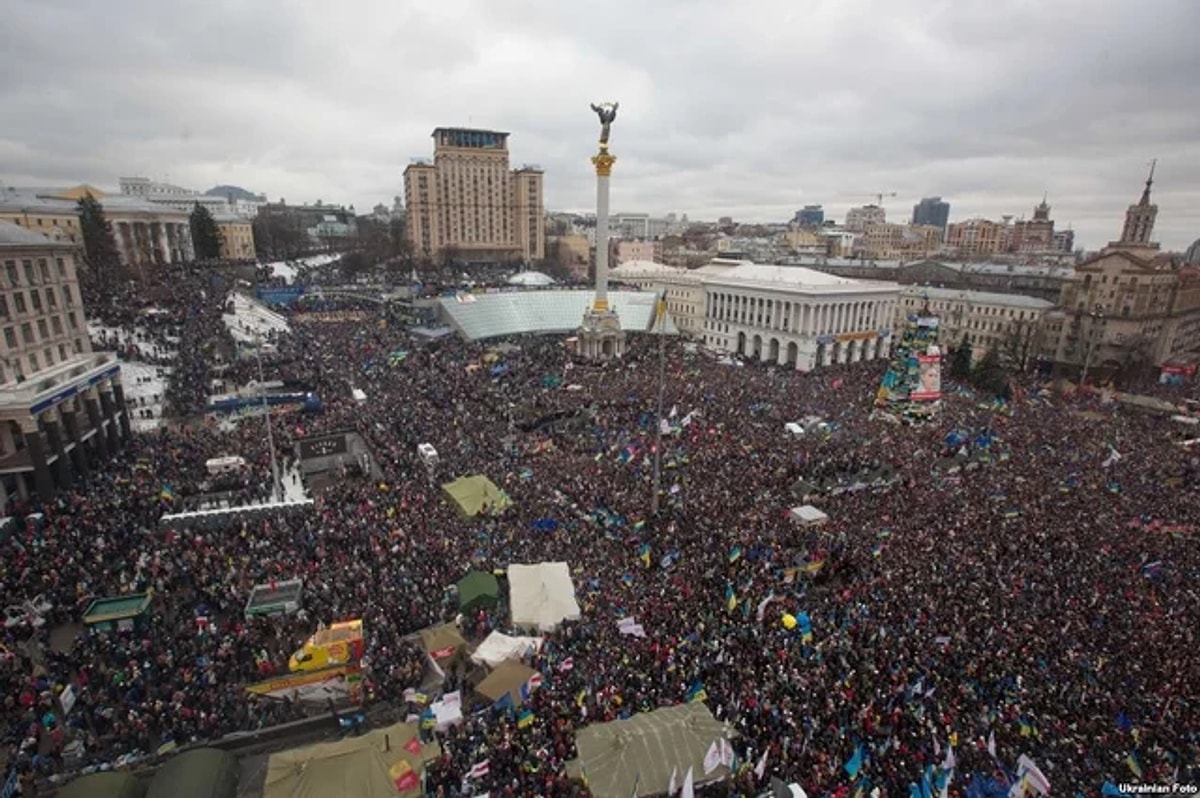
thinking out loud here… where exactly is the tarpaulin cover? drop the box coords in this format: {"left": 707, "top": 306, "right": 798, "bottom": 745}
{"left": 419, "top": 623, "right": 467, "bottom": 660}
{"left": 474, "top": 660, "right": 537, "bottom": 706}
{"left": 57, "top": 772, "right": 145, "bottom": 798}
{"left": 147, "top": 748, "right": 238, "bottom": 798}
{"left": 565, "top": 703, "right": 734, "bottom": 798}
{"left": 469, "top": 631, "right": 544, "bottom": 668}
{"left": 456, "top": 570, "right": 500, "bottom": 612}
{"left": 264, "top": 722, "right": 438, "bottom": 798}
{"left": 508, "top": 562, "right": 581, "bottom": 631}
{"left": 441, "top": 475, "right": 512, "bottom": 517}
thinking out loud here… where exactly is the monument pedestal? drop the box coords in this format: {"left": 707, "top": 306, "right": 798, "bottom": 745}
{"left": 578, "top": 307, "right": 626, "bottom": 361}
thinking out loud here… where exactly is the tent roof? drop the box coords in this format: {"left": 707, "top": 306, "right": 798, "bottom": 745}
{"left": 789, "top": 505, "right": 829, "bottom": 525}
{"left": 469, "top": 631, "right": 543, "bottom": 668}
{"left": 57, "top": 771, "right": 145, "bottom": 798}
{"left": 566, "top": 703, "right": 735, "bottom": 798}
{"left": 456, "top": 570, "right": 500, "bottom": 611}
{"left": 441, "top": 474, "right": 511, "bottom": 517}
{"left": 474, "top": 660, "right": 537, "bottom": 705}
{"left": 508, "top": 562, "right": 581, "bottom": 632}
{"left": 419, "top": 623, "right": 467, "bottom": 659}
{"left": 147, "top": 748, "right": 238, "bottom": 798}
{"left": 264, "top": 721, "right": 438, "bottom": 798}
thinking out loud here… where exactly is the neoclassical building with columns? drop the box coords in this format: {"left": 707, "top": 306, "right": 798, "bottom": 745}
{"left": 701, "top": 261, "right": 899, "bottom": 370}
{"left": 0, "top": 185, "right": 194, "bottom": 269}
{"left": 612, "top": 258, "right": 900, "bottom": 371}
{"left": 0, "top": 222, "right": 128, "bottom": 506}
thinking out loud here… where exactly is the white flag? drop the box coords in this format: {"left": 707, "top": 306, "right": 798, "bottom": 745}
{"left": 753, "top": 747, "right": 769, "bottom": 780}
{"left": 680, "top": 767, "right": 695, "bottom": 798}
{"left": 719, "top": 737, "right": 734, "bottom": 767}
{"left": 987, "top": 730, "right": 996, "bottom": 758}
{"left": 942, "top": 743, "right": 956, "bottom": 772}
{"left": 668, "top": 767, "right": 678, "bottom": 795}
{"left": 703, "top": 740, "right": 722, "bottom": 774}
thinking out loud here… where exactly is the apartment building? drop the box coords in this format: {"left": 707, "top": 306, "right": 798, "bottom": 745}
{"left": 0, "top": 222, "right": 127, "bottom": 505}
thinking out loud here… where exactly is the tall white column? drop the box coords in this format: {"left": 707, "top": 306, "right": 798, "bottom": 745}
{"left": 591, "top": 154, "right": 615, "bottom": 311}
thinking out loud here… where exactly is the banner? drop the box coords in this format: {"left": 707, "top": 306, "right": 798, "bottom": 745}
{"left": 912, "top": 354, "right": 942, "bottom": 401}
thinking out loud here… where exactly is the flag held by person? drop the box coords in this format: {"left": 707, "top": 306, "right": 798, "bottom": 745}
{"left": 845, "top": 744, "right": 864, "bottom": 780}
{"left": 680, "top": 767, "right": 695, "bottom": 798}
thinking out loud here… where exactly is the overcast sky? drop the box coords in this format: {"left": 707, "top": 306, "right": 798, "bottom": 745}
{"left": 3, "top": 0, "right": 1199, "bottom": 251}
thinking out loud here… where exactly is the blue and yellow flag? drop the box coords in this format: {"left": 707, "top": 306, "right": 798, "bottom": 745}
{"left": 517, "top": 708, "right": 534, "bottom": 729}
{"left": 725, "top": 584, "right": 738, "bottom": 612}
{"left": 638, "top": 543, "right": 651, "bottom": 568}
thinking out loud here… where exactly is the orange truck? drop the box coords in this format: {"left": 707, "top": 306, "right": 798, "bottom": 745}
{"left": 289, "top": 619, "right": 365, "bottom": 672}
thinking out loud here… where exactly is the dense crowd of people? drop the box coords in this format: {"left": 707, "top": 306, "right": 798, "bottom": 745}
{"left": 1, "top": 266, "right": 1197, "bottom": 796}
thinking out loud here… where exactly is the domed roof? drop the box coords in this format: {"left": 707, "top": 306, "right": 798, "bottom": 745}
{"left": 1185, "top": 238, "right": 1200, "bottom": 265}
{"left": 507, "top": 270, "right": 555, "bottom": 287}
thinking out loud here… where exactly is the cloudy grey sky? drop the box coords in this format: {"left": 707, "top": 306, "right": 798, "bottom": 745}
{"left": 2, "top": 0, "right": 1199, "bottom": 250}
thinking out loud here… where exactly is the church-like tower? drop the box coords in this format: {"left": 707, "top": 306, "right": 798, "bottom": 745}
{"left": 1117, "top": 160, "right": 1159, "bottom": 248}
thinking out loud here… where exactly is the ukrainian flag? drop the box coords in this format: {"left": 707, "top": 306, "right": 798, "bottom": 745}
{"left": 638, "top": 543, "right": 651, "bottom": 568}
{"left": 726, "top": 584, "right": 738, "bottom": 612}
{"left": 1126, "top": 752, "right": 1143, "bottom": 779}
{"left": 517, "top": 708, "right": 534, "bottom": 729}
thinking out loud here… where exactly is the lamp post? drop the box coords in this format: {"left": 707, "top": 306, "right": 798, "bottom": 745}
{"left": 650, "top": 292, "right": 667, "bottom": 517}
{"left": 256, "top": 335, "right": 282, "bottom": 503}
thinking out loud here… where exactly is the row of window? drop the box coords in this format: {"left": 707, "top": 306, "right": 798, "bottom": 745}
{"left": 3, "top": 257, "right": 68, "bottom": 287}
{"left": 2, "top": 311, "right": 80, "bottom": 349}
{"left": 0, "top": 284, "right": 74, "bottom": 319}
{"left": 0, "top": 338, "right": 85, "bottom": 383}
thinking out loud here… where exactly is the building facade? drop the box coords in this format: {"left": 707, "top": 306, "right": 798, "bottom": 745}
{"left": 119, "top": 176, "right": 231, "bottom": 215}
{"left": 0, "top": 222, "right": 128, "bottom": 505}
{"left": 1, "top": 186, "right": 194, "bottom": 268}
{"left": 1009, "top": 198, "right": 1056, "bottom": 253}
{"left": 945, "top": 218, "right": 1009, "bottom": 257}
{"left": 898, "top": 286, "right": 1053, "bottom": 362}
{"left": 845, "top": 205, "right": 886, "bottom": 233}
{"left": 403, "top": 128, "right": 545, "bottom": 264}
{"left": 610, "top": 260, "right": 705, "bottom": 337}
{"left": 617, "top": 239, "right": 663, "bottom": 264}
{"left": 911, "top": 197, "right": 950, "bottom": 236}
{"left": 702, "top": 261, "right": 899, "bottom": 370}
{"left": 862, "top": 223, "right": 943, "bottom": 260}
{"left": 1043, "top": 168, "right": 1200, "bottom": 374}
{"left": 215, "top": 216, "right": 256, "bottom": 260}
{"left": 794, "top": 205, "right": 825, "bottom": 228}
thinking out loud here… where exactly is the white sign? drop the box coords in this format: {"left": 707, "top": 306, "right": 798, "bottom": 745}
{"left": 59, "top": 684, "right": 77, "bottom": 716}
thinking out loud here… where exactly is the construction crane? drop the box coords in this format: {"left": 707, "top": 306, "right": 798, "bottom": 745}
{"left": 839, "top": 191, "right": 898, "bottom": 206}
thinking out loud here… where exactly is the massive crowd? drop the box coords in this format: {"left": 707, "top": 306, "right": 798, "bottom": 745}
{"left": 1, "top": 266, "right": 1197, "bottom": 797}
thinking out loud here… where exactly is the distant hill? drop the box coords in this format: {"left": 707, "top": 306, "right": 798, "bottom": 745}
{"left": 205, "top": 185, "right": 265, "bottom": 202}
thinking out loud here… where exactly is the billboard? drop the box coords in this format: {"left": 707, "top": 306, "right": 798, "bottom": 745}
{"left": 256, "top": 286, "right": 306, "bottom": 306}
{"left": 299, "top": 434, "right": 349, "bottom": 459}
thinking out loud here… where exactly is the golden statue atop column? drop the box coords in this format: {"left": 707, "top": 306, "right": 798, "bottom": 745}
{"left": 578, "top": 101, "right": 626, "bottom": 360}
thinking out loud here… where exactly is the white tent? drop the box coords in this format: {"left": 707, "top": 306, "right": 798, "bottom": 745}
{"left": 470, "top": 631, "right": 544, "bottom": 668}
{"left": 789, "top": 505, "right": 829, "bottom": 526}
{"left": 508, "top": 562, "right": 581, "bottom": 631}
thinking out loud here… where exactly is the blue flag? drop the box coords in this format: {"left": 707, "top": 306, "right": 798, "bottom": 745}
{"left": 845, "top": 745, "right": 863, "bottom": 779}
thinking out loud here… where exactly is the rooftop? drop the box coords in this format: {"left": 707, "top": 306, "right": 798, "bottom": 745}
{"left": 439, "top": 289, "right": 675, "bottom": 341}
{"left": 901, "top": 285, "right": 1055, "bottom": 310}
{"left": 701, "top": 260, "right": 897, "bottom": 294}
{"left": 0, "top": 220, "right": 68, "bottom": 248}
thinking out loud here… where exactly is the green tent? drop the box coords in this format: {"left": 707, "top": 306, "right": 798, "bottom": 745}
{"left": 147, "top": 748, "right": 239, "bottom": 798}
{"left": 456, "top": 570, "right": 500, "bottom": 612}
{"left": 441, "top": 475, "right": 512, "bottom": 517}
{"left": 58, "top": 772, "right": 145, "bottom": 798}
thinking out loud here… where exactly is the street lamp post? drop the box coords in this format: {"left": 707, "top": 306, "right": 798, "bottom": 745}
{"left": 256, "top": 336, "right": 283, "bottom": 503}
{"left": 650, "top": 294, "right": 667, "bottom": 517}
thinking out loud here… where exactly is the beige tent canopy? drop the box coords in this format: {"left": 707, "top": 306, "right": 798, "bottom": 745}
{"left": 147, "top": 748, "right": 238, "bottom": 798}
{"left": 57, "top": 772, "right": 145, "bottom": 798}
{"left": 419, "top": 622, "right": 467, "bottom": 663}
{"left": 474, "top": 660, "right": 537, "bottom": 706}
{"left": 264, "top": 721, "right": 438, "bottom": 798}
{"left": 441, "top": 475, "right": 512, "bottom": 517}
{"left": 566, "top": 703, "right": 735, "bottom": 798}
{"left": 508, "top": 562, "right": 581, "bottom": 631}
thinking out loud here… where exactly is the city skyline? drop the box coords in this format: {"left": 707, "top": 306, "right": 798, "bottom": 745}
{"left": 2, "top": 0, "right": 1198, "bottom": 251}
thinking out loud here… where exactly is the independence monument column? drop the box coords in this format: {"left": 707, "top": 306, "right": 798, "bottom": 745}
{"left": 578, "top": 101, "right": 626, "bottom": 360}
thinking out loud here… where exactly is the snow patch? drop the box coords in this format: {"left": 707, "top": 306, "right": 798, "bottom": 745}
{"left": 120, "top": 361, "right": 173, "bottom": 431}
{"left": 222, "top": 293, "right": 290, "bottom": 344}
